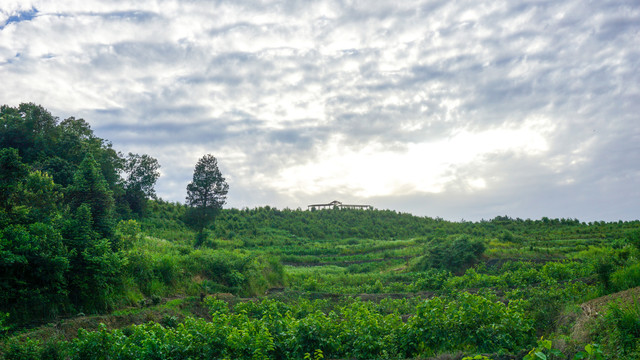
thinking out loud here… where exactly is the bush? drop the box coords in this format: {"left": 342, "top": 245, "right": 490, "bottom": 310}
{"left": 39, "top": 341, "right": 66, "bottom": 360}
{"left": 115, "top": 219, "right": 140, "bottom": 250}
{"left": 596, "top": 299, "right": 640, "bottom": 358}
{"left": 400, "top": 292, "right": 533, "bottom": 356}
{"left": 0, "top": 312, "right": 10, "bottom": 338}
{"left": 125, "top": 251, "right": 154, "bottom": 295}
{"left": 627, "top": 230, "right": 640, "bottom": 250}
{"left": 611, "top": 263, "right": 640, "bottom": 291}
{"left": 194, "top": 230, "right": 212, "bottom": 248}
{"left": 595, "top": 261, "right": 614, "bottom": 291}
{"left": 411, "top": 270, "right": 450, "bottom": 291}
{"left": 0, "top": 296, "right": 541, "bottom": 360}
{"left": 414, "top": 235, "right": 486, "bottom": 273}
{"left": 155, "top": 255, "right": 179, "bottom": 286}
{"left": 3, "top": 338, "right": 42, "bottom": 360}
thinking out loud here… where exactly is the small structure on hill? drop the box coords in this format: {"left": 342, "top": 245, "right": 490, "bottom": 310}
{"left": 307, "top": 200, "right": 372, "bottom": 210}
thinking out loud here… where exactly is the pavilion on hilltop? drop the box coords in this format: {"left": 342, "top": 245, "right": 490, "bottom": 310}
{"left": 307, "top": 200, "right": 372, "bottom": 210}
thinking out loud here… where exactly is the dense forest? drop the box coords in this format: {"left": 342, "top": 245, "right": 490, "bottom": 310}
{"left": 1, "top": 104, "right": 640, "bottom": 359}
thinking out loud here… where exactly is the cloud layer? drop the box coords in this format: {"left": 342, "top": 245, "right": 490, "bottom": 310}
{"left": 1, "top": 0, "right": 639, "bottom": 221}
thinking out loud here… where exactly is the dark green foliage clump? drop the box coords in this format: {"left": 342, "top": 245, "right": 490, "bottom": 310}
{"left": 414, "top": 235, "right": 486, "bottom": 273}
{"left": 66, "top": 153, "right": 115, "bottom": 240}
{"left": 0, "top": 103, "right": 160, "bottom": 219}
{"left": 627, "top": 229, "right": 640, "bottom": 251}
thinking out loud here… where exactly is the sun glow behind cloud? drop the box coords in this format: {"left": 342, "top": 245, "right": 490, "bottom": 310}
{"left": 274, "top": 117, "right": 552, "bottom": 198}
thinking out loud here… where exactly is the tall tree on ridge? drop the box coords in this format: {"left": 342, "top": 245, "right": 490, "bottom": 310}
{"left": 185, "top": 154, "right": 229, "bottom": 241}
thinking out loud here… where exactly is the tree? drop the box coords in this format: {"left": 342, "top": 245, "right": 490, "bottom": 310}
{"left": 414, "top": 235, "right": 486, "bottom": 273}
{"left": 0, "top": 103, "right": 59, "bottom": 163}
{"left": 122, "top": 153, "right": 161, "bottom": 215}
{"left": 66, "top": 153, "right": 115, "bottom": 240}
{"left": 0, "top": 223, "right": 71, "bottom": 323}
{"left": 185, "top": 154, "right": 229, "bottom": 234}
{"left": 63, "top": 204, "right": 122, "bottom": 312}
{"left": 0, "top": 148, "right": 29, "bottom": 212}
{"left": 15, "top": 170, "right": 63, "bottom": 224}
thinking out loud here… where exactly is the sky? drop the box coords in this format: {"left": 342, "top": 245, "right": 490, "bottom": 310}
{"left": 1, "top": 0, "right": 639, "bottom": 221}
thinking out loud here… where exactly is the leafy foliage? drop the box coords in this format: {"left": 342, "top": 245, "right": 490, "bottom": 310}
{"left": 593, "top": 299, "right": 640, "bottom": 358}
{"left": 1, "top": 296, "right": 533, "bottom": 359}
{"left": 122, "top": 153, "right": 160, "bottom": 215}
{"left": 574, "top": 344, "right": 605, "bottom": 360}
{"left": 523, "top": 337, "right": 563, "bottom": 360}
{"left": 66, "top": 153, "right": 115, "bottom": 240}
{"left": 402, "top": 292, "right": 532, "bottom": 355}
{"left": 0, "top": 148, "right": 29, "bottom": 213}
{"left": 414, "top": 235, "right": 486, "bottom": 273}
{"left": 0, "top": 104, "right": 167, "bottom": 324}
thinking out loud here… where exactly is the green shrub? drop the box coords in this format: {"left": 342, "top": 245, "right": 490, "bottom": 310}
{"left": 627, "top": 229, "right": 640, "bottom": 250}
{"left": 411, "top": 269, "right": 450, "bottom": 291}
{"left": 523, "top": 337, "right": 563, "bottom": 360}
{"left": 125, "top": 250, "right": 154, "bottom": 295}
{"left": 3, "top": 338, "right": 41, "bottom": 360}
{"left": 194, "top": 229, "right": 213, "bottom": 248}
{"left": 69, "top": 325, "right": 116, "bottom": 360}
{"left": 115, "top": 219, "right": 140, "bottom": 250}
{"left": 414, "top": 235, "right": 485, "bottom": 273}
{"left": 155, "top": 255, "right": 178, "bottom": 286}
{"left": 595, "top": 261, "right": 614, "bottom": 291}
{"left": 611, "top": 262, "right": 640, "bottom": 291}
{"left": 401, "top": 292, "right": 533, "bottom": 356}
{"left": 574, "top": 343, "right": 605, "bottom": 360}
{"left": 505, "top": 282, "right": 592, "bottom": 332}
{"left": 39, "top": 341, "right": 66, "bottom": 360}
{"left": 0, "top": 312, "right": 10, "bottom": 338}
{"left": 337, "top": 301, "right": 402, "bottom": 358}
{"left": 598, "top": 299, "right": 640, "bottom": 357}
{"left": 203, "top": 297, "right": 229, "bottom": 316}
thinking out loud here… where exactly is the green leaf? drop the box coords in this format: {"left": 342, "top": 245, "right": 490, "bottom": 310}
{"left": 535, "top": 352, "right": 547, "bottom": 360}
{"left": 573, "top": 352, "right": 586, "bottom": 360}
{"left": 585, "top": 343, "right": 595, "bottom": 355}
{"left": 550, "top": 348, "right": 563, "bottom": 356}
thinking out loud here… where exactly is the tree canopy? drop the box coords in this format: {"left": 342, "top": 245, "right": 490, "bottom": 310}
{"left": 122, "top": 153, "right": 161, "bottom": 215}
{"left": 185, "top": 154, "right": 229, "bottom": 232}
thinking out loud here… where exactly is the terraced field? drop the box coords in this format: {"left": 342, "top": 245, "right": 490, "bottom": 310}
{"left": 2, "top": 206, "right": 639, "bottom": 359}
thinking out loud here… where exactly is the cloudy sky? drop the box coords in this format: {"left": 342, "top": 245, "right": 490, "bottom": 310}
{"left": 1, "top": 0, "right": 639, "bottom": 221}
